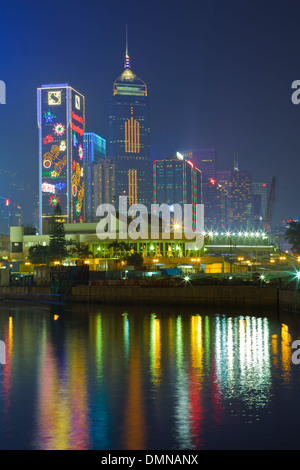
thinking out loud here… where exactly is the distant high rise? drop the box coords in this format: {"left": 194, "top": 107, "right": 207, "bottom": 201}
{"left": 182, "top": 148, "right": 217, "bottom": 181}
{"left": 108, "top": 34, "right": 151, "bottom": 208}
{"left": 84, "top": 132, "right": 106, "bottom": 163}
{"left": 153, "top": 155, "right": 202, "bottom": 228}
{"left": 216, "top": 168, "right": 253, "bottom": 229}
{"left": 231, "top": 170, "right": 252, "bottom": 228}
{"left": 37, "top": 83, "right": 85, "bottom": 233}
{"left": 252, "top": 182, "right": 268, "bottom": 218}
{"left": 84, "top": 157, "right": 116, "bottom": 222}
{"left": 84, "top": 132, "right": 109, "bottom": 221}
{"left": 182, "top": 148, "right": 217, "bottom": 228}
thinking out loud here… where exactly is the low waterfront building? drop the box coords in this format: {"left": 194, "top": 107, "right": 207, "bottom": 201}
{"left": 8, "top": 220, "right": 279, "bottom": 275}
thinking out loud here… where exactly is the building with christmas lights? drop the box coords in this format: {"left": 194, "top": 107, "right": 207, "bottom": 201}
{"left": 37, "top": 83, "right": 85, "bottom": 234}
{"left": 153, "top": 155, "right": 202, "bottom": 229}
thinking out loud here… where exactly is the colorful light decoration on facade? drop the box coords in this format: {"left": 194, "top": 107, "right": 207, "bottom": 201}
{"left": 43, "top": 135, "right": 54, "bottom": 145}
{"left": 53, "top": 123, "right": 65, "bottom": 136}
{"left": 59, "top": 140, "right": 66, "bottom": 151}
{"left": 78, "top": 144, "right": 84, "bottom": 160}
{"left": 55, "top": 182, "right": 66, "bottom": 191}
{"left": 43, "top": 109, "right": 56, "bottom": 123}
{"left": 72, "top": 132, "right": 78, "bottom": 147}
{"left": 41, "top": 182, "right": 55, "bottom": 193}
{"left": 48, "top": 194, "right": 60, "bottom": 207}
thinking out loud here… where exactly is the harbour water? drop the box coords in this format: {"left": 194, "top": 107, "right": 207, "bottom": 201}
{"left": 0, "top": 301, "right": 300, "bottom": 450}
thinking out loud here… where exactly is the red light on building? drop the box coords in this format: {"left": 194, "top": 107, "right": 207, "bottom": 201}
{"left": 210, "top": 178, "right": 216, "bottom": 185}
{"left": 5, "top": 199, "right": 9, "bottom": 206}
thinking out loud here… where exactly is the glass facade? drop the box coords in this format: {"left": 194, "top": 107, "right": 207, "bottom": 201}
{"left": 84, "top": 132, "right": 106, "bottom": 163}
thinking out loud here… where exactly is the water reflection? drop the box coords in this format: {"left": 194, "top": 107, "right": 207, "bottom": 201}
{"left": 0, "top": 304, "right": 299, "bottom": 449}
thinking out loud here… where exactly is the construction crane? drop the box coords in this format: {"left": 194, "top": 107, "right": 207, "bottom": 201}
{"left": 263, "top": 177, "right": 276, "bottom": 233}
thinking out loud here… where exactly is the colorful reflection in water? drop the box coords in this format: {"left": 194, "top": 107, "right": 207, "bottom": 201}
{"left": 0, "top": 303, "right": 299, "bottom": 449}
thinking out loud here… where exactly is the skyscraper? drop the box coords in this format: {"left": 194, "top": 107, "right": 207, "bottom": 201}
{"left": 84, "top": 132, "right": 106, "bottom": 163}
{"left": 182, "top": 148, "right": 217, "bottom": 228}
{"left": 182, "top": 148, "right": 217, "bottom": 181}
{"left": 252, "top": 182, "right": 268, "bottom": 218}
{"left": 84, "top": 132, "right": 109, "bottom": 222}
{"left": 37, "top": 84, "right": 85, "bottom": 233}
{"left": 217, "top": 168, "right": 252, "bottom": 229}
{"left": 153, "top": 155, "right": 202, "bottom": 229}
{"left": 84, "top": 158, "right": 116, "bottom": 222}
{"left": 108, "top": 36, "right": 151, "bottom": 208}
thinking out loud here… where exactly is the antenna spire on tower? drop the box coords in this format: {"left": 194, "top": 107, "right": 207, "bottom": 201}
{"left": 125, "top": 24, "right": 130, "bottom": 68}
{"left": 234, "top": 152, "right": 239, "bottom": 171}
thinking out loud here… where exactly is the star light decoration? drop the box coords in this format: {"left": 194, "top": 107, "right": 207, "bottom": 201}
{"left": 53, "top": 123, "right": 65, "bottom": 136}
{"left": 43, "top": 109, "right": 56, "bottom": 123}
{"left": 49, "top": 194, "right": 60, "bottom": 207}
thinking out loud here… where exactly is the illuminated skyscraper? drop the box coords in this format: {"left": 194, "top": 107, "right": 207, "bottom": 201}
{"left": 153, "top": 155, "right": 202, "bottom": 228}
{"left": 216, "top": 168, "right": 252, "bottom": 229}
{"left": 37, "top": 83, "right": 85, "bottom": 234}
{"left": 182, "top": 148, "right": 217, "bottom": 228}
{"left": 182, "top": 148, "right": 217, "bottom": 181}
{"left": 84, "top": 157, "right": 116, "bottom": 222}
{"left": 108, "top": 36, "right": 151, "bottom": 208}
{"left": 252, "top": 182, "right": 268, "bottom": 218}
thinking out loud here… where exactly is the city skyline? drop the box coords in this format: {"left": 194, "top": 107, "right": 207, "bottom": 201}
{"left": 0, "top": 0, "right": 299, "bottom": 227}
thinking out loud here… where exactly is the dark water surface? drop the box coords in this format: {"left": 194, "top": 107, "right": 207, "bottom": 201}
{"left": 0, "top": 300, "right": 300, "bottom": 450}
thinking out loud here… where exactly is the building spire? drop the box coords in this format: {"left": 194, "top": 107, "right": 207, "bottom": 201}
{"left": 234, "top": 152, "right": 239, "bottom": 171}
{"left": 124, "top": 24, "right": 130, "bottom": 68}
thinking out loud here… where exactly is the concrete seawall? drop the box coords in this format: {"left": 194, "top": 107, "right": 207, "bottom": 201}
{"left": 0, "top": 286, "right": 57, "bottom": 302}
{"left": 71, "top": 284, "right": 283, "bottom": 310}
{"left": 1, "top": 284, "right": 300, "bottom": 312}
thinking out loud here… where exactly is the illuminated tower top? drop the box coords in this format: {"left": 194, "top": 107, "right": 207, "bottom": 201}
{"left": 113, "top": 27, "right": 147, "bottom": 97}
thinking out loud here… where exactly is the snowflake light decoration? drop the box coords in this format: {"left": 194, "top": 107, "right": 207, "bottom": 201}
{"left": 49, "top": 194, "right": 60, "bottom": 207}
{"left": 53, "top": 123, "right": 65, "bottom": 136}
{"left": 78, "top": 144, "right": 84, "bottom": 160}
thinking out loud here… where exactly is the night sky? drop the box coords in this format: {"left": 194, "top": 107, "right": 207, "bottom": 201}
{"left": 0, "top": 0, "right": 299, "bottom": 226}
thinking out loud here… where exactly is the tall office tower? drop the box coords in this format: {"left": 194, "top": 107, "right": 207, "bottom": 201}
{"left": 84, "top": 132, "right": 106, "bottom": 163}
{"left": 0, "top": 198, "right": 11, "bottom": 235}
{"left": 0, "top": 198, "right": 22, "bottom": 235}
{"left": 252, "top": 194, "right": 263, "bottom": 229}
{"left": 153, "top": 155, "right": 202, "bottom": 228}
{"left": 217, "top": 169, "right": 252, "bottom": 229}
{"left": 182, "top": 148, "right": 217, "bottom": 180}
{"left": 182, "top": 148, "right": 217, "bottom": 228}
{"left": 216, "top": 183, "right": 229, "bottom": 230}
{"left": 108, "top": 39, "right": 151, "bottom": 208}
{"left": 37, "top": 84, "right": 85, "bottom": 233}
{"left": 216, "top": 170, "right": 233, "bottom": 224}
{"left": 252, "top": 182, "right": 268, "bottom": 219}
{"left": 231, "top": 169, "right": 252, "bottom": 229}
{"left": 84, "top": 158, "right": 116, "bottom": 222}
{"left": 84, "top": 132, "right": 107, "bottom": 221}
